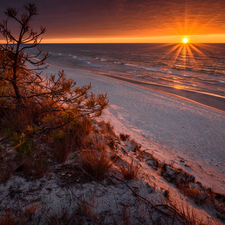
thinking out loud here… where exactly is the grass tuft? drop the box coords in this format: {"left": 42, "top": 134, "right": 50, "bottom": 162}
{"left": 0, "top": 208, "right": 20, "bottom": 225}
{"left": 120, "top": 159, "right": 139, "bottom": 180}
{"left": 81, "top": 148, "right": 112, "bottom": 180}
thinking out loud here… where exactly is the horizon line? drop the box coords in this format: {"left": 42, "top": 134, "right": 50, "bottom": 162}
{"left": 1, "top": 34, "right": 225, "bottom": 44}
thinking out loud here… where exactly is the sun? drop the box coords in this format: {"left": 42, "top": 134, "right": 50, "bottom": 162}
{"left": 182, "top": 38, "right": 189, "bottom": 44}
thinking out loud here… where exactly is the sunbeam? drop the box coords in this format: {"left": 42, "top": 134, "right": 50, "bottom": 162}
{"left": 186, "top": 44, "right": 198, "bottom": 71}
{"left": 169, "top": 44, "right": 183, "bottom": 68}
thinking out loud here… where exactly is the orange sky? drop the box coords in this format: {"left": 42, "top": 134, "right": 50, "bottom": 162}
{"left": 1, "top": 0, "right": 225, "bottom": 43}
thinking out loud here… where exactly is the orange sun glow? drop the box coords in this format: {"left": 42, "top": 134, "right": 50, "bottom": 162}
{"left": 182, "top": 38, "right": 189, "bottom": 44}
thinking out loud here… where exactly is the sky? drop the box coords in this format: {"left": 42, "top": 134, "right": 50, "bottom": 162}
{"left": 0, "top": 0, "right": 225, "bottom": 43}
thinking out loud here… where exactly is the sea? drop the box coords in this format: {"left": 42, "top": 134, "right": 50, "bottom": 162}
{"left": 30, "top": 43, "right": 225, "bottom": 98}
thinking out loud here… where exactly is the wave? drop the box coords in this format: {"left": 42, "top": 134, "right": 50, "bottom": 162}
{"left": 123, "top": 63, "right": 195, "bottom": 78}
{"left": 81, "top": 50, "right": 92, "bottom": 52}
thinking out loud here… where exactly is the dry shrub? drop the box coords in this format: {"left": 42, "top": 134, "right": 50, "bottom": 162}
{"left": 183, "top": 187, "right": 210, "bottom": 206}
{"left": 172, "top": 203, "right": 208, "bottom": 225}
{"left": 120, "top": 160, "right": 139, "bottom": 180}
{"left": 183, "top": 187, "right": 200, "bottom": 199}
{"left": 107, "top": 136, "right": 115, "bottom": 151}
{"left": 69, "top": 117, "right": 92, "bottom": 148}
{"left": 120, "top": 133, "right": 130, "bottom": 141}
{"left": 52, "top": 117, "right": 92, "bottom": 163}
{"left": 105, "top": 122, "right": 114, "bottom": 134}
{"left": 91, "top": 138, "right": 106, "bottom": 152}
{"left": 2, "top": 107, "right": 35, "bottom": 133}
{"left": 98, "top": 121, "right": 116, "bottom": 137}
{"left": 81, "top": 149, "right": 112, "bottom": 180}
{"left": 22, "top": 155, "right": 49, "bottom": 178}
{"left": 52, "top": 130, "right": 72, "bottom": 163}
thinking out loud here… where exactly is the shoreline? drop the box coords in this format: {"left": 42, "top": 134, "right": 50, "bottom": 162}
{"left": 45, "top": 59, "right": 225, "bottom": 113}
{"left": 95, "top": 72, "right": 225, "bottom": 113}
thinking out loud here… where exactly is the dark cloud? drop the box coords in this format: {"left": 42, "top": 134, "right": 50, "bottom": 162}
{"left": 0, "top": 0, "right": 225, "bottom": 39}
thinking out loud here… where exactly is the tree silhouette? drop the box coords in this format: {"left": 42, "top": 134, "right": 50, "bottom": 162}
{"left": 0, "top": 3, "right": 108, "bottom": 130}
{"left": 0, "top": 3, "right": 49, "bottom": 105}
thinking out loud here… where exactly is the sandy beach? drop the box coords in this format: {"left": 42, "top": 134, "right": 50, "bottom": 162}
{"left": 46, "top": 64, "right": 225, "bottom": 194}
{"left": 1, "top": 63, "right": 225, "bottom": 224}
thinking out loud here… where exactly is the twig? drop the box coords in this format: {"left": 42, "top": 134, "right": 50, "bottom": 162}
{"left": 111, "top": 175, "right": 183, "bottom": 220}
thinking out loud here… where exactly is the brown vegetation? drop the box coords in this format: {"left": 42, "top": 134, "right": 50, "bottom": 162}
{"left": 0, "top": 3, "right": 108, "bottom": 180}
{"left": 120, "top": 159, "right": 139, "bottom": 180}
{"left": 81, "top": 148, "right": 112, "bottom": 180}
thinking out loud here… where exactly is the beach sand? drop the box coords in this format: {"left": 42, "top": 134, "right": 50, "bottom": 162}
{"left": 46, "top": 64, "right": 225, "bottom": 194}
{"left": 1, "top": 63, "right": 225, "bottom": 224}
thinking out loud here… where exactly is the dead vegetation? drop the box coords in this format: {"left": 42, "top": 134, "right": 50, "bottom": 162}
{"left": 81, "top": 148, "right": 113, "bottom": 180}
{"left": 120, "top": 159, "right": 139, "bottom": 180}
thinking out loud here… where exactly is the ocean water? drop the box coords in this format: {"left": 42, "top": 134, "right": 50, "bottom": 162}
{"left": 29, "top": 43, "right": 225, "bottom": 97}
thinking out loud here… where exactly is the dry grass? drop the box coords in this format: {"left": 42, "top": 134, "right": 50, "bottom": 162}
{"left": 0, "top": 209, "right": 20, "bottom": 225}
{"left": 170, "top": 202, "right": 212, "bottom": 225}
{"left": 22, "top": 155, "right": 49, "bottom": 179}
{"left": 120, "top": 159, "right": 139, "bottom": 180}
{"left": 52, "top": 131, "right": 72, "bottom": 163}
{"left": 107, "top": 136, "right": 116, "bottom": 151}
{"left": 181, "top": 187, "right": 211, "bottom": 206}
{"left": 2, "top": 107, "right": 36, "bottom": 134}
{"left": 81, "top": 148, "right": 112, "bottom": 180}
{"left": 51, "top": 117, "right": 92, "bottom": 163}
{"left": 69, "top": 117, "right": 93, "bottom": 148}
{"left": 98, "top": 121, "right": 116, "bottom": 137}
{"left": 122, "top": 207, "right": 132, "bottom": 225}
